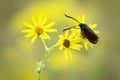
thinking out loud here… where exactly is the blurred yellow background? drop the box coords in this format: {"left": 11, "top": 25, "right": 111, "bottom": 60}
{"left": 0, "top": 0, "right": 120, "bottom": 80}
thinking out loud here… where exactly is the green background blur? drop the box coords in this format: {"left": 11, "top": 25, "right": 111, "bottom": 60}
{"left": 0, "top": 0, "right": 120, "bottom": 80}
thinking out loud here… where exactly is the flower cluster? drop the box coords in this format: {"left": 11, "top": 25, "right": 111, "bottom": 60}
{"left": 57, "top": 15, "right": 99, "bottom": 60}
{"left": 21, "top": 14, "right": 99, "bottom": 73}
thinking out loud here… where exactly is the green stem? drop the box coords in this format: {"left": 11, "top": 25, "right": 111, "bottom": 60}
{"left": 38, "top": 72, "right": 40, "bottom": 80}
{"left": 41, "top": 50, "right": 48, "bottom": 69}
{"left": 39, "top": 45, "right": 57, "bottom": 73}
{"left": 41, "top": 38, "right": 48, "bottom": 50}
{"left": 37, "top": 39, "right": 57, "bottom": 80}
{"left": 49, "top": 44, "right": 57, "bottom": 53}
{"left": 38, "top": 39, "right": 57, "bottom": 73}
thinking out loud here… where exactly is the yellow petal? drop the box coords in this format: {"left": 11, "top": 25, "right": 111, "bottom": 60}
{"left": 64, "top": 49, "right": 69, "bottom": 60}
{"left": 25, "top": 32, "right": 34, "bottom": 38}
{"left": 94, "top": 30, "right": 100, "bottom": 34}
{"left": 41, "top": 16, "right": 47, "bottom": 26}
{"left": 64, "top": 30, "right": 69, "bottom": 39}
{"left": 70, "top": 37, "right": 82, "bottom": 43}
{"left": 44, "top": 22, "right": 55, "bottom": 29}
{"left": 40, "top": 33, "right": 51, "bottom": 40}
{"left": 78, "top": 16, "right": 81, "bottom": 22}
{"left": 31, "top": 34, "right": 37, "bottom": 44}
{"left": 88, "top": 42, "right": 94, "bottom": 48}
{"left": 90, "top": 24, "right": 97, "bottom": 29}
{"left": 37, "top": 15, "right": 42, "bottom": 25}
{"left": 59, "top": 35, "right": 64, "bottom": 41}
{"left": 23, "top": 22, "right": 34, "bottom": 29}
{"left": 71, "top": 28, "right": 80, "bottom": 35}
{"left": 64, "top": 49, "right": 73, "bottom": 60}
{"left": 45, "top": 29, "right": 57, "bottom": 32}
{"left": 59, "top": 46, "right": 63, "bottom": 50}
{"left": 32, "top": 16, "right": 37, "bottom": 26}
{"left": 70, "top": 43, "right": 82, "bottom": 50}
{"left": 84, "top": 43, "right": 88, "bottom": 50}
{"left": 68, "top": 32, "right": 75, "bottom": 40}
{"left": 81, "top": 14, "right": 85, "bottom": 23}
{"left": 21, "top": 29, "right": 32, "bottom": 33}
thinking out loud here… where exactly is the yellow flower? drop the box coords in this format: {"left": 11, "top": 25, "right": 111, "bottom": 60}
{"left": 22, "top": 15, "right": 57, "bottom": 44}
{"left": 57, "top": 30, "right": 82, "bottom": 60}
{"left": 72, "top": 15, "right": 99, "bottom": 50}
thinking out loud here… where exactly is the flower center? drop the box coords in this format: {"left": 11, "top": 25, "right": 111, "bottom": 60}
{"left": 63, "top": 39, "right": 70, "bottom": 48}
{"left": 35, "top": 26, "right": 44, "bottom": 35}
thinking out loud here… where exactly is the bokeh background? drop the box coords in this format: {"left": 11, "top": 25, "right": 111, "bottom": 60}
{"left": 0, "top": 0, "right": 120, "bottom": 80}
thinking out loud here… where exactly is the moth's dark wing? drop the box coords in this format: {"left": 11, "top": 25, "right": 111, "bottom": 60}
{"left": 83, "top": 27, "right": 99, "bottom": 44}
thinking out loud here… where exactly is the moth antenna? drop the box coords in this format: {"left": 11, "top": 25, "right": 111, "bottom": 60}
{"left": 64, "top": 14, "right": 80, "bottom": 23}
{"left": 63, "top": 25, "right": 79, "bottom": 32}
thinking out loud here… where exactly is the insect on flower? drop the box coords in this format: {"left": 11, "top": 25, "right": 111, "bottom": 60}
{"left": 63, "top": 14, "right": 99, "bottom": 44}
